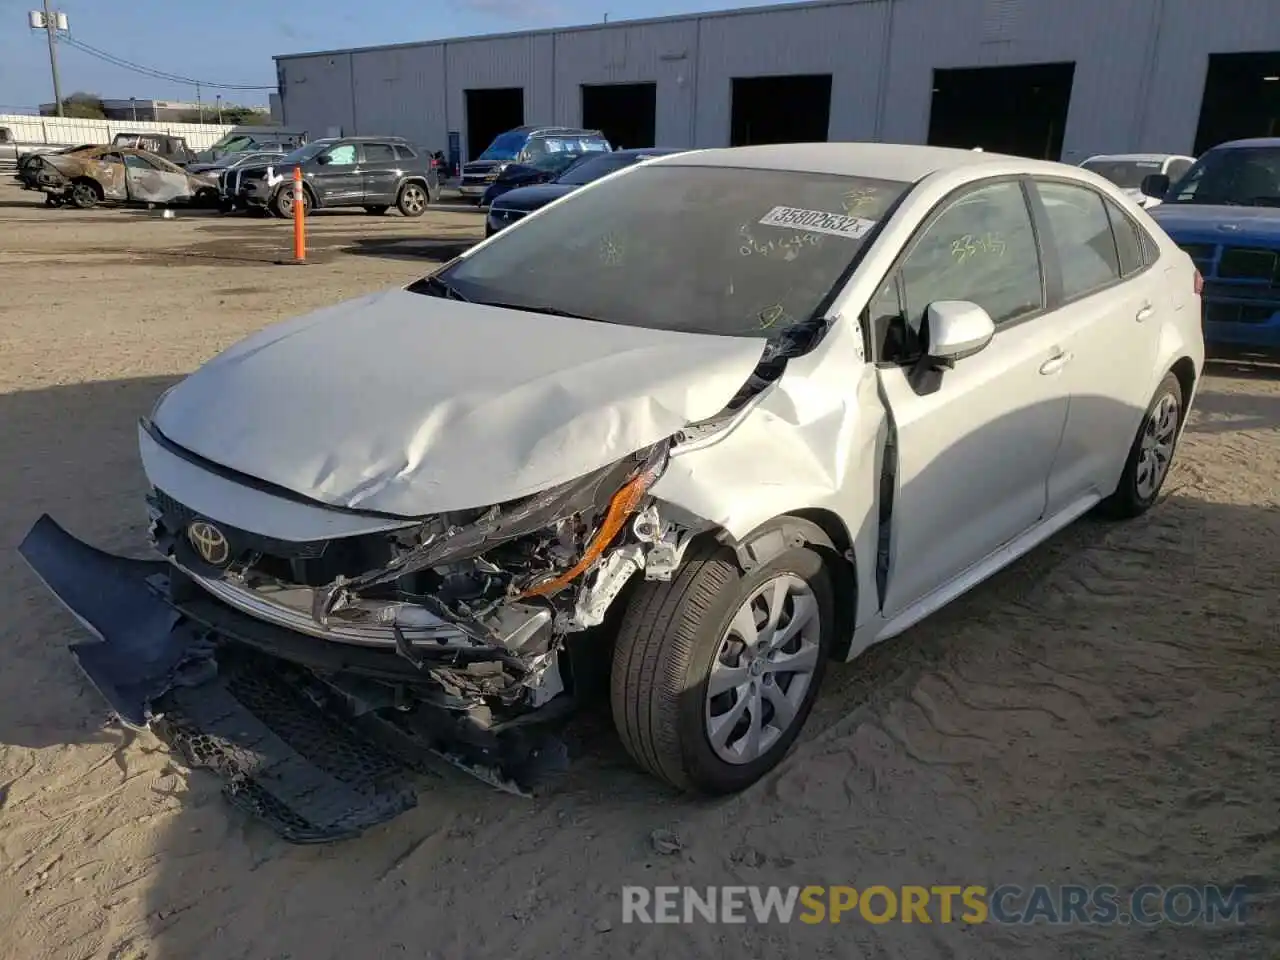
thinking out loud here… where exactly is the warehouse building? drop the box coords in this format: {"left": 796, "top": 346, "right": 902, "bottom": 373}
{"left": 274, "top": 0, "right": 1280, "bottom": 166}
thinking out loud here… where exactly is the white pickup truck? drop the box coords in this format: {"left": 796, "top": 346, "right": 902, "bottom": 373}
{"left": 0, "top": 124, "right": 72, "bottom": 171}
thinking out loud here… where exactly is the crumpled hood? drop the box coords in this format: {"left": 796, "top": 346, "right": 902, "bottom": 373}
{"left": 1149, "top": 203, "right": 1280, "bottom": 241}
{"left": 151, "top": 289, "right": 767, "bottom": 517}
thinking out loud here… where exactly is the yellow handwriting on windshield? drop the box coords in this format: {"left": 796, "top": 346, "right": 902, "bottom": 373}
{"left": 599, "top": 235, "right": 624, "bottom": 266}
{"left": 741, "top": 224, "right": 822, "bottom": 257}
{"left": 950, "top": 232, "right": 1007, "bottom": 263}
{"left": 841, "top": 188, "right": 879, "bottom": 214}
{"left": 757, "top": 303, "right": 789, "bottom": 329}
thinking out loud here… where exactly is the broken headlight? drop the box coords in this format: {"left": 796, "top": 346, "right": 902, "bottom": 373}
{"left": 318, "top": 441, "right": 671, "bottom": 628}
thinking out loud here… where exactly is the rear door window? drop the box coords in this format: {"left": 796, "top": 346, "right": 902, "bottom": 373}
{"left": 1104, "top": 198, "right": 1153, "bottom": 277}
{"left": 362, "top": 143, "right": 396, "bottom": 164}
{"left": 393, "top": 145, "right": 417, "bottom": 161}
{"left": 1035, "top": 180, "right": 1122, "bottom": 301}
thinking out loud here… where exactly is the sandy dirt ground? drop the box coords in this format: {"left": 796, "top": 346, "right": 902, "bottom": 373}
{"left": 0, "top": 181, "right": 1276, "bottom": 960}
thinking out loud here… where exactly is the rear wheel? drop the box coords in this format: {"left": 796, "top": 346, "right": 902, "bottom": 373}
{"left": 364, "top": 205, "right": 389, "bottom": 216}
{"left": 396, "top": 182, "right": 428, "bottom": 217}
{"left": 611, "top": 539, "right": 832, "bottom": 794}
{"left": 1100, "top": 372, "right": 1184, "bottom": 518}
{"left": 69, "top": 180, "right": 101, "bottom": 210}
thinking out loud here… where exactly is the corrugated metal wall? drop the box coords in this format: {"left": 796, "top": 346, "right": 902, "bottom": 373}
{"left": 1140, "top": 0, "right": 1280, "bottom": 152}
{"left": 0, "top": 115, "right": 239, "bottom": 151}
{"left": 551, "top": 20, "right": 700, "bottom": 145}
{"left": 881, "top": 0, "right": 1158, "bottom": 162}
{"left": 275, "top": 0, "right": 1280, "bottom": 159}
{"left": 694, "top": 2, "right": 890, "bottom": 146}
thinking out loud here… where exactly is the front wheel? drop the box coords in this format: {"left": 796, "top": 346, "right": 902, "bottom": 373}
{"left": 1099, "top": 371, "right": 1184, "bottom": 518}
{"left": 396, "top": 182, "right": 428, "bottom": 217}
{"left": 270, "top": 185, "right": 309, "bottom": 219}
{"left": 611, "top": 540, "right": 833, "bottom": 794}
{"left": 68, "top": 180, "right": 100, "bottom": 209}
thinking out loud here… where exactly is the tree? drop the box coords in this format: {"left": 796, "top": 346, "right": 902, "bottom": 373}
{"left": 60, "top": 92, "right": 106, "bottom": 119}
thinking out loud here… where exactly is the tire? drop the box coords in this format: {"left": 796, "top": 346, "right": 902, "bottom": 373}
{"left": 1099, "top": 371, "right": 1185, "bottom": 519}
{"left": 270, "top": 185, "right": 309, "bottom": 219}
{"left": 611, "top": 538, "right": 833, "bottom": 794}
{"left": 364, "top": 205, "right": 389, "bottom": 216}
{"left": 69, "top": 180, "right": 101, "bottom": 210}
{"left": 396, "top": 182, "right": 428, "bottom": 217}
{"left": 44, "top": 194, "right": 64, "bottom": 208}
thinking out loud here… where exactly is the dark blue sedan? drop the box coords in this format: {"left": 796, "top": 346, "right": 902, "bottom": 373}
{"left": 485, "top": 148, "right": 689, "bottom": 237}
{"left": 479, "top": 151, "right": 595, "bottom": 208}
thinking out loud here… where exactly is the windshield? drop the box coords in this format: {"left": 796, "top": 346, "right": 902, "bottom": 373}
{"left": 556, "top": 154, "right": 644, "bottom": 185}
{"left": 1164, "top": 146, "right": 1280, "bottom": 206}
{"left": 211, "top": 134, "right": 254, "bottom": 152}
{"left": 1081, "top": 158, "right": 1164, "bottom": 189}
{"left": 277, "top": 141, "right": 331, "bottom": 166}
{"left": 478, "top": 131, "right": 528, "bottom": 162}
{"left": 429, "top": 165, "right": 908, "bottom": 338}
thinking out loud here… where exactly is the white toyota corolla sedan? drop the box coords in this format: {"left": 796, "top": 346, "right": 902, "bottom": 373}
{"left": 21, "top": 142, "right": 1204, "bottom": 840}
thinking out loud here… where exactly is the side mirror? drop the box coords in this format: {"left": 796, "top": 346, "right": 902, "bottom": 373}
{"left": 923, "top": 300, "right": 995, "bottom": 368}
{"left": 1140, "top": 173, "right": 1170, "bottom": 198}
{"left": 316, "top": 153, "right": 331, "bottom": 165}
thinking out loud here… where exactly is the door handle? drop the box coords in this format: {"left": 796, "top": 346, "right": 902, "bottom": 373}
{"left": 1135, "top": 302, "right": 1154, "bottom": 322}
{"left": 1039, "top": 351, "right": 1073, "bottom": 376}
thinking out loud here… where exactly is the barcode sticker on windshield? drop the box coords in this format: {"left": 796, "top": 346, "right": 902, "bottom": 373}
{"left": 759, "top": 206, "right": 876, "bottom": 239}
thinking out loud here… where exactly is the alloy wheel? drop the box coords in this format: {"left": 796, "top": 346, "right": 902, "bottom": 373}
{"left": 1135, "top": 391, "right": 1179, "bottom": 500}
{"left": 704, "top": 573, "right": 821, "bottom": 765}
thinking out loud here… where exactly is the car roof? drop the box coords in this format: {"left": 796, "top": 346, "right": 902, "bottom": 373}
{"left": 648, "top": 142, "right": 1075, "bottom": 183}
{"left": 528, "top": 127, "right": 604, "bottom": 137}
{"left": 1083, "top": 153, "right": 1185, "bottom": 163}
{"left": 1212, "top": 136, "right": 1280, "bottom": 150}
{"left": 610, "top": 147, "right": 688, "bottom": 158}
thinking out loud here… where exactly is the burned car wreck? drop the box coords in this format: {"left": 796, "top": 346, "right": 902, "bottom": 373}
{"left": 24, "top": 145, "right": 217, "bottom": 209}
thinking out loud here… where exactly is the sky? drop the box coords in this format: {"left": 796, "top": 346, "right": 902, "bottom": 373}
{"left": 0, "top": 0, "right": 792, "bottom": 111}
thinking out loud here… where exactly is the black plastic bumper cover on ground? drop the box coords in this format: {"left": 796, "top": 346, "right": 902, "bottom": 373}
{"left": 18, "top": 514, "right": 426, "bottom": 843}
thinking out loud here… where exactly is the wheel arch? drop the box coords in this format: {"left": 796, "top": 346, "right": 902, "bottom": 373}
{"left": 713, "top": 509, "right": 858, "bottom": 662}
{"left": 398, "top": 175, "right": 430, "bottom": 193}
{"left": 276, "top": 180, "right": 318, "bottom": 207}
{"left": 71, "top": 176, "right": 103, "bottom": 198}
{"left": 1169, "top": 355, "right": 1197, "bottom": 426}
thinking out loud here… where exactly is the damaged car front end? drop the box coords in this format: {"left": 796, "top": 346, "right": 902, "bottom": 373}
{"left": 22, "top": 151, "right": 911, "bottom": 841}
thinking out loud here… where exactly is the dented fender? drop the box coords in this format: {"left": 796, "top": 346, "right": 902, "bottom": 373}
{"left": 650, "top": 315, "right": 887, "bottom": 635}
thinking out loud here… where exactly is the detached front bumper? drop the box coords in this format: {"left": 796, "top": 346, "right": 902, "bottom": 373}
{"left": 18, "top": 514, "right": 570, "bottom": 842}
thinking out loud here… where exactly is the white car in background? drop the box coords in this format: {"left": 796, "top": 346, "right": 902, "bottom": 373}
{"left": 1080, "top": 153, "right": 1196, "bottom": 208}
{"left": 21, "top": 143, "right": 1204, "bottom": 840}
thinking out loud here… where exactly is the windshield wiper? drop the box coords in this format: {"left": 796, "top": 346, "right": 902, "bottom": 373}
{"left": 469, "top": 300, "right": 604, "bottom": 322}
{"left": 410, "top": 274, "right": 469, "bottom": 301}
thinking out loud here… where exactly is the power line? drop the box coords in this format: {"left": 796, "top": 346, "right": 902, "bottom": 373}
{"left": 59, "top": 35, "right": 276, "bottom": 91}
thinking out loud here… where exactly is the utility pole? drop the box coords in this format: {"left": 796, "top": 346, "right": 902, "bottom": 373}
{"left": 196, "top": 82, "right": 203, "bottom": 122}
{"left": 216, "top": 94, "right": 223, "bottom": 124}
{"left": 28, "top": 0, "right": 66, "bottom": 116}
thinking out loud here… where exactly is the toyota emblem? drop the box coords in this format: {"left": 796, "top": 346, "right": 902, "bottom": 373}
{"left": 188, "top": 520, "right": 231, "bottom": 566}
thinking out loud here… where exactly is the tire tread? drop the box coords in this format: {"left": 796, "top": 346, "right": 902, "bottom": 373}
{"left": 610, "top": 539, "right": 735, "bottom": 790}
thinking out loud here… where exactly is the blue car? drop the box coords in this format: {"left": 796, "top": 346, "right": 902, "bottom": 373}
{"left": 458, "top": 127, "right": 611, "bottom": 203}
{"left": 485, "top": 148, "right": 689, "bottom": 236}
{"left": 479, "top": 151, "right": 592, "bottom": 208}
{"left": 1147, "top": 137, "right": 1280, "bottom": 356}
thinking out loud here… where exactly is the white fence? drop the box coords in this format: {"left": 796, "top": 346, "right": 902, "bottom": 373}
{"left": 0, "top": 115, "right": 259, "bottom": 151}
